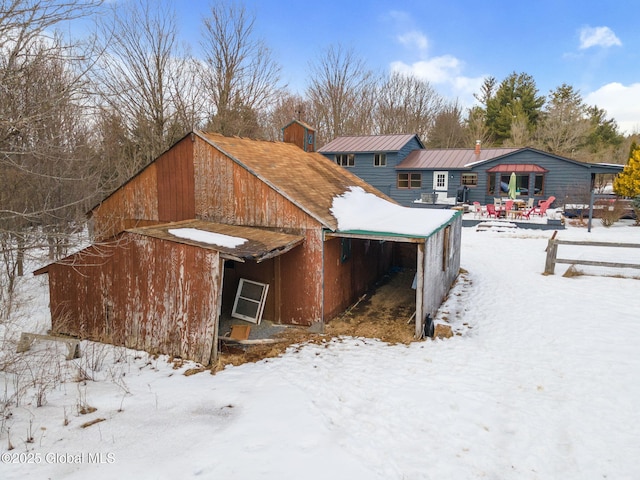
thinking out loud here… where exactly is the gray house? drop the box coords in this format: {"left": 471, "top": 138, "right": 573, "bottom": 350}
{"left": 318, "top": 137, "right": 623, "bottom": 208}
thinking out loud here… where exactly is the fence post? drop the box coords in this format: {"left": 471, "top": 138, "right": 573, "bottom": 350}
{"left": 544, "top": 239, "right": 558, "bottom": 274}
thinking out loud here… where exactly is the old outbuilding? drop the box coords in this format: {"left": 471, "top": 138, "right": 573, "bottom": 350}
{"left": 35, "top": 131, "right": 461, "bottom": 364}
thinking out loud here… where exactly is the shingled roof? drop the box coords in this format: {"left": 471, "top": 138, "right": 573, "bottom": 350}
{"left": 197, "top": 131, "right": 396, "bottom": 231}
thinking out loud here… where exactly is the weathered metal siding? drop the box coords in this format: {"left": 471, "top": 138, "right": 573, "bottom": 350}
{"left": 48, "top": 234, "right": 220, "bottom": 365}
{"left": 323, "top": 237, "right": 394, "bottom": 321}
{"left": 92, "top": 164, "right": 159, "bottom": 240}
{"left": 421, "top": 215, "right": 462, "bottom": 319}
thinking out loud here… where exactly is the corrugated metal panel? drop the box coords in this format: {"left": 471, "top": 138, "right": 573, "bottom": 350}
{"left": 397, "top": 148, "right": 520, "bottom": 169}
{"left": 318, "top": 134, "right": 418, "bottom": 153}
{"left": 128, "top": 219, "right": 305, "bottom": 263}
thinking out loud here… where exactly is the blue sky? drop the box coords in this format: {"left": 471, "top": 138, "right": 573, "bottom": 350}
{"left": 144, "top": 1, "right": 640, "bottom": 134}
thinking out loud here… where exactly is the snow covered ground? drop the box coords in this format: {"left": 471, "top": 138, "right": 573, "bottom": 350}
{"left": 2, "top": 220, "right": 640, "bottom": 479}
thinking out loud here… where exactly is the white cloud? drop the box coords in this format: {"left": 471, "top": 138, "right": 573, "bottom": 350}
{"left": 585, "top": 82, "right": 640, "bottom": 135}
{"left": 579, "top": 26, "right": 622, "bottom": 49}
{"left": 397, "top": 31, "right": 429, "bottom": 51}
{"left": 388, "top": 21, "right": 485, "bottom": 107}
{"left": 390, "top": 56, "right": 485, "bottom": 107}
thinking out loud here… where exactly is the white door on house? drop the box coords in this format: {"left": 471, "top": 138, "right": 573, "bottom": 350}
{"left": 433, "top": 171, "right": 448, "bottom": 191}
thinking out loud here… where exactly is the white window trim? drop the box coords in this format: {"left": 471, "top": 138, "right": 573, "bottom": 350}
{"left": 433, "top": 171, "right": 448, "bottom": 191}
{"left": 232, "top": 278, "right": 269, "bottom": 324}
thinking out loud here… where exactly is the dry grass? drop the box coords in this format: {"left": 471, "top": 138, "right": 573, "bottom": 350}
{"left": 210, "top": 269, "right": 418, "bottom": 372}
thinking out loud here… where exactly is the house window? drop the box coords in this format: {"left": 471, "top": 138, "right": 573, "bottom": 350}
{"left": 335, "top": 154, "right": 354, "bottom": 167}
{"left": 534, "top": 174, "right": 545, "bottom": 195}
{"left": 461, "top": 173, "right": 477, "bottom": 186}
{"left": 487, "top": 174, "right": 496, "bottom": 195}
{"left": 499, "top": 173, "right": 530, "bottom": 196}
{"left": 374, "top": 153, "right": 386, "bottom": 167}
{"left": 398, "top": 173, "right": 421, "bottom": 189}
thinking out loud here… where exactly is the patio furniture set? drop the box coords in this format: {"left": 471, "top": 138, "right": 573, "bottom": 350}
{"left": 473, "top": 196, "right": 556, "bottom": 220}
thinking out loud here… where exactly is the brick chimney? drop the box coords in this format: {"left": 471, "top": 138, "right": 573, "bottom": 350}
{"left": 474, "top": 140, "right": 481, "bottom": 155}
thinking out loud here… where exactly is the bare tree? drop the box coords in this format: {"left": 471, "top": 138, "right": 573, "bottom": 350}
{"left": 261, "top": 91, "right": 310, "bottom": 141}
{"left": 375, "top": 71, "right": 445, "bottom": 139}
{"left": 1, "top": 0, "right": 101, "bottom": 320}
{"left": 200, "top": 1, "right": 283, "bottom": 138}
{"left": 306, "top": 44, "right": 377, "bottom": 146}
{"left": 92, "top": 0, "right": 201, "bottom": 174}
{"left": 426, "top": 100, "right": 468, "bottom": 148}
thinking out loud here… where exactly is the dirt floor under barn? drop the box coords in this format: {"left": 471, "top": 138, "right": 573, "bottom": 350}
{"left": 213, "top": 268, "right": 421, "bottom": 371}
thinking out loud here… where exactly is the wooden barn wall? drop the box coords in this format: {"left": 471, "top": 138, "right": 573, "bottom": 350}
{"left": 156, "top": 136, "right": 196, "bottom": 222}
{"left": 48, "top": 235, "right": 220, "bottom": 365}
{"left": 91, "top": 164, "right": 159, "bottom": 241}
{"left": 193, "top": 137, "right": 325, "bottom": 326}
{"left": 222, "top": 258, "right": 276, "bottom": 321}
{"left": 323, "top": 237, "right": 394, "bottom": 321}
{"left": 193, "top": 138, "right": 321, "bottom": 231}
{"left": 421, "top": 215, "right": 462, "bottom": 321}
{"left": 283, "top": 122, "right": 313, "bottom": 152}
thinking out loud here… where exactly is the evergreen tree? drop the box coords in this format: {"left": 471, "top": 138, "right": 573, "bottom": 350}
{"left": 484, "top": 72, "right": 545, "bottom": 145}
{"left": 613, "top": 143, "right": 640, "bottom": 197}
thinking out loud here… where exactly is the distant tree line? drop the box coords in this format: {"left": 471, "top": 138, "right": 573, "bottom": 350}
{"left": 1, "top": 0, "right": 639, "bottom": 318}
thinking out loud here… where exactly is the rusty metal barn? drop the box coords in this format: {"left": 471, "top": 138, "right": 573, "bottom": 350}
{"left": 35, "top": 126, "right": 461, "bottom": 365}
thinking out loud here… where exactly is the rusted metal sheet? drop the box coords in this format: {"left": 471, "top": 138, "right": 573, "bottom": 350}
{"left": 47, "top": 233, "right": 220, "bottom": 365}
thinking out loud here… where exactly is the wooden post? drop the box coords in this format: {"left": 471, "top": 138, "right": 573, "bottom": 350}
{"left": 544, "top": 239, "right": 558, "bottom": 275}
{"left": 415, "top": 243, "right": 425, "bottom": 338}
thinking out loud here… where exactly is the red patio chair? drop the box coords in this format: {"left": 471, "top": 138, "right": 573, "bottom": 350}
{"left": 486, "top": 203, "right": 498, "bottom": 218}
{"left": 533, "top": 196, "right": 556, "bottom": 216}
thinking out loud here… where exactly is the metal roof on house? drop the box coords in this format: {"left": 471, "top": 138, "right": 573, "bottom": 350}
{"left": 128, "top": 219, "right": 305, "bottom": 263}
{"left": 397, "top": 147, "right": 520, "bottom": 170}
{"left": 198, "top": 132, "right": 396, "bottom": 231}
{"left": 487, "top": 163, "right": 548, "bottom": 173}
{"left": 318, "top": 134, "right": 420, "bottom": 153}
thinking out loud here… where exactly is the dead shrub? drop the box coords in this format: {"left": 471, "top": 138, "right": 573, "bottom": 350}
{"left": 599, "top": 199, "right": 625, "bottom": 227}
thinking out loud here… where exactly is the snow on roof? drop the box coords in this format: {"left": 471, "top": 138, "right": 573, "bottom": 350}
{"left": 331, "top": 186, "right": 458, "bottom": 237}
{"left": 168, "top": 228, "right": 247, "bottom": 248}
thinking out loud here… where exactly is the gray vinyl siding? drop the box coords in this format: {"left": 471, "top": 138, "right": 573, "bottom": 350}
{"left": 323, "top": 144, "right": 608, "bottom": 209}
{"left": 331, "top": 137, "right": 423, "bottom": 202}
{"left": 468, "top": 150, "right": 595, "bottom": 207}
